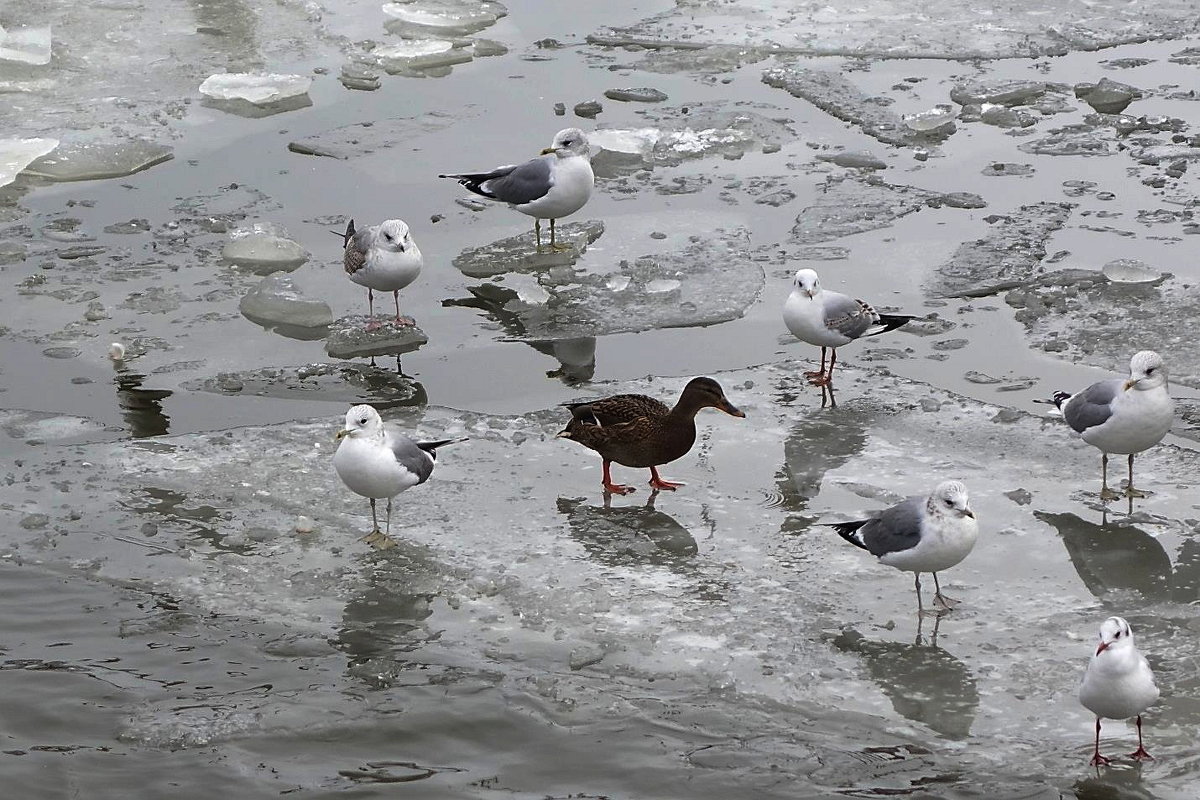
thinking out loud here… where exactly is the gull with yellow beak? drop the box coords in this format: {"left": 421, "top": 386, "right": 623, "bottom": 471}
{"left": 1040, "top": 351, "right": 1173, "bottom": 501}
{"left": 439, "top": 128, "right": 594, "bottom": 252}
{"left": 333, "top": 404, "right": 466, "bottom": 549}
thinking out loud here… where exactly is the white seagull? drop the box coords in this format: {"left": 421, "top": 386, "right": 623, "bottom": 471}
{"left": 1042, "top": 351, "right": 1173, "bottom": 501}
{"left": 439, "top": 128, "right": 594, "bottom": 252}
{"left": 783, "top": 269, "right": 915, "bottom": 386}
{"left": 1079, "top": 616, "right": 1159, "bottom": 766}
{"left": 339, "top": 218, "right": 423, "bottom": 330}
{"left": 828, "top": 480, "right": 978, "bottom": 614}
{"left": 333, "top": 404, "right": 465, "bottom": 549}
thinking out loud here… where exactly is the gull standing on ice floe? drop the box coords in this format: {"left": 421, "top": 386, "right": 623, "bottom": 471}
{"left": 339, "top": 219, "right": 423, "bottom": 330}
{"left": 783, "top": 269, "right": 915, "bottom": 386}
{"left": 827, "top": 480, "right": 978, "bottom": 615}
{"left": 439, "top": 128, "right": 594, "bottom": 252}
{"left": 1079, "top": 616, "right": 1159, "bottom": 766}
{"left": 1039, "top": 351, "right": 1173, "bottom": 501}
{"left": 333, "top": 404, "right": 465, "bottom": 549}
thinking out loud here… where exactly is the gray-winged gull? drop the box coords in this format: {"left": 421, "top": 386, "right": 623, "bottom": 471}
{"left": 827, "top": 480, "right": 978, "bottom": 614}
{"left": 333, "top": 404, "right": 465, "bottom": 549}
{"left": 1079, "top": 616, "right": 1159, "bottom": 766}
{"left": 439, "top": 128, "right": 594, "bottom": 252}
{"left": 783, "top": 268, "right": 914, "bottom": 386}
{"left": 338, "top": 219, "right": 423, "bottom": 330}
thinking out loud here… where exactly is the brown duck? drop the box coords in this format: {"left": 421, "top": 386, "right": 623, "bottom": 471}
{"left": 557, "top": 376, "right": 745, "bottom": 494}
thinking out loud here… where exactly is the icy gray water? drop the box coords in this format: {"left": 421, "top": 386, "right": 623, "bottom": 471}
{"left": 3, "top": 0, "right": 1200, "bottom": 798}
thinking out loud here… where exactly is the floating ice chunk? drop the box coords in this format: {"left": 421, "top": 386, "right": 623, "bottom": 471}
{"left": 240, "top": 275, "right": 333, "bottom": 330}
{"left": 606, "top": 275, "right": 631, "bottom": 292}
{"left": 516, "top": 283, "right": 551, "bottom": 305}
{"left": 382, "top": 0, "right": 504, "bottom": 34}
{"left": 325, "top": 316, "right": 428, "bottom": 359}
{"left": 222, "top": 224, "right": 309, "bottom": 274}
{"left": 1075, "top": 78, "right": 1141, "bottom": 114}
{"left": 0, "top": 24, "right": 51, "bottom": 66}
{"left": 199, "top": 73, "right": 312, "bottom": 105}
{"left": 646, "top": 278, "right": 681, "bottom": 294}
{"left": 903, "top": 105, "right": 957, "bottom": 132}
{"left": 376, "top": 39, "right": 472, "bottom": 73}
{"left": 22, "top": 138, "right": 173, "bottom": 182}
{"left": 1101, "top": 258, "right": 1161, "bottom": 284}
{"left": 108, "top": 342, "right": 127, "bottom": 362}
{"left": 0, "top": 137, "right": 58, "bottom": 188}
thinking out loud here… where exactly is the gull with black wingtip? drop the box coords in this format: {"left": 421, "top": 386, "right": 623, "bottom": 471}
{"left": 338, "top": 218, "right": 423, "bottom": 330}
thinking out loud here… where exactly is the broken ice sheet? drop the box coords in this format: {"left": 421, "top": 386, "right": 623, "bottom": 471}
{"left": 325, "top": 317, "right": 429, "bottom": 360}
{"left": 452, "top": 220, "right": 605, "bottom": 278}
{"left": 790, "top": 175, "right": 953, "bottom": 245}
{"left": 182, "top": 363, "right": 427, "bottom": 408}
{"left": 239, "top": 275, "right": 333, "bottom": 336}
{"left": 374, "top": 39, "right": 473, "bottom": 75}
{"left": 0, "top": 138, "right": 58, "bottom": 188}
{"left": 0, "top": 23, "right": 51, "bottom": 66}
{"left": 199, "top": 73, "right": 312, "bottom": 105}
{"left": 22, "top": 138, "right": 173, "bottom": 182}
{"left": 287, "top": 112, "right": 459, "bottom": 160}
{"left": 452, "top": 223, "right": 763, "bottom": 340}
{"left": 222, "top": 223, "right": 310, "bottom": 274}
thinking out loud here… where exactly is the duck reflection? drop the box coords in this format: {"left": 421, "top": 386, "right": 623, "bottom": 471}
{"left": 831, "top": 626, "right": 979, "bottom": 740}
{"left": 557, "top": 493, "right": 700, "bottom": 567}
{"left": 1071, "top": 766, "right": 1158, "bottom": 800}
{"left": 1037, "top": 511, "right": 1172, "bottom": 602}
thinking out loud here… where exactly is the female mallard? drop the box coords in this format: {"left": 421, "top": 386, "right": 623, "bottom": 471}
{"left": 558, "top": 376, "right": 745, "bottom": 494}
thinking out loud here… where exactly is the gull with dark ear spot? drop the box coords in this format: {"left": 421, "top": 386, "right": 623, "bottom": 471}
{"left": 338, "top": 218, "right": 423, "bottom": 330}
{"left": 1079, "top": 616, "right": 1159, "bottom": 766}
{"left": 783, "top": 269, "right": 916, "bottom": 387}
{"left": 827, "top": 480, "right": 978, "bottom": 615}
{"left": 439, "top": 128, "right": 594, "bottom": 252}
{"left": 1038, "top": 351, "right": 1173, "bottom": 501}
{"left": 333, "top": 404, "right": 466, "bottom": 549}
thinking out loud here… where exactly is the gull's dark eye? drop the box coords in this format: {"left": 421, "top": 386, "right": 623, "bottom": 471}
{"left": 1115, "top": 630, "right": 1122, "bottom": 638}
{"left": 384, "top": 233, "right": 393, "bottom": 241}
{"left": 944, "top": 499, "right": 954, "bottom": 506}
{"left": 1146, "top": 367, "right": 1155, "bottom": 374}
{"left": 359, "top": 417, "right": 368, "bottom": 425}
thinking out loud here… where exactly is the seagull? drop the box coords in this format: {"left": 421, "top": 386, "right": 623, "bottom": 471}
{"left": 439, "top": 128, "right": 594, "bottom": 252}
{"left": 827, "top": 480, "right": 978, "bottom": 615}
{"left": 1079, "top": 616, "right": 1159, "bottom": 766}
{"left": 333, "top": 404, "right": 465, "bottom": 549}
{"left": 338, "top": 219, "right": 423, "bottom": 330}
{"left": 783, "top": 269, "right": 916, "bottom": 386}
{"left": 1040, "top": 351, "right": 1173, "bottom": 501}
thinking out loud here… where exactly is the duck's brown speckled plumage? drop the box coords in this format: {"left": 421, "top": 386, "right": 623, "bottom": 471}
{"left": 558, "top": 377, "right": 745, "bottom": 494}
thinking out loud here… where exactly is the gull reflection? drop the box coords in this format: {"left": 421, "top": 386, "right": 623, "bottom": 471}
{"left": 831, "top": 626, "right": 979, "bottom": 740}
{"left": 1037, "top": 511, "right": 1172, "bottom": 602}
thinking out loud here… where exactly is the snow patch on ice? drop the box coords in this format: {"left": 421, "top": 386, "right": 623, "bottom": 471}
{"left": 0, "top": 138, "right": 58, "bottom": 188}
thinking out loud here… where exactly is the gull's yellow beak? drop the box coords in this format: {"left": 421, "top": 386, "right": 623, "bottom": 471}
{"left": 540, "top": 146, "right": 557, "bottom": 155}
{"left": 1123, "top": 378, "right": 1138, "bottom": 391}
{"left": 335, "top": 429, "right": 350, "bottom": 441}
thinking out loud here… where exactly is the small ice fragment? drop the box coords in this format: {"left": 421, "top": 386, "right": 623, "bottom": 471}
{"left": 376, "top": 39, "right": 472, "bottom": 72}
{"left": 0, "top": 24, "right": 52, "bottom": 66}
{"left": 516, "top": 284, "right": 551, "bottom": 305}
{"left": 0, "top": 137, "right": 58, "bottom": 188}
{"left": 239, "top": 275, "right": 333, "bottom": 329}
{"left": 646, "top": 278, "right": 681, "bottom": 294}
{"left": 222, "top": 224, "right": 309, "bottom": 274}
{"left": 606, "top": 275, "right": 631, "bottom": 292}
{"left": 902, "top": 104, "right": 956, "bottom": 132}
{"left": 22, "top": 138, "right": 172, "bottom": 182}
{"left": 108, "top": 342, "right": 126, "bottom": 362}
{"left": 1101, "top": 258, "right": 1161, "bottom": 284}
{"left": 604, "top": 87, "right": 669, "bottom": 103}
{"left": 382, "top": 1, "right": 501, "bottom": 33}
{"left": 294, "top": 516, "right": 315, "bottom": 534}
{"left": 339, "top": 64, "right": 381, "bottom": 91}
{"left": 199, "top": 73, "right": 312, "bottom": 105}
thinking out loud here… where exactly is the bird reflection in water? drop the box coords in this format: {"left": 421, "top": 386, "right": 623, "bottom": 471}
{"left": 557, "top": 491, "right": 700, "bottom": 566}
{"left": 112, "top": 360, "right": 172, "bottom": 438}
{"left": 1037, "top": 511, "right": 1173, "bottom": 603}
{"left": 831, "top": 625, "right": 979, "bottom": 740}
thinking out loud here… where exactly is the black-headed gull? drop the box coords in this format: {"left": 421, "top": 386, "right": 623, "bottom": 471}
{"left": 1079, "top": 616, "right": 1159, "bottom": 766}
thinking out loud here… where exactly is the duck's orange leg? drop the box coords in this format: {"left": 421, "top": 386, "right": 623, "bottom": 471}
{"left": 603, "top": 460, "right": 635, "bottom": 495}
{"left": 648, "top": 466, "right": 684, "bottom": 491}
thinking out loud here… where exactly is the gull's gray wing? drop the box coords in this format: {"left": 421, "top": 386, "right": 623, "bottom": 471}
{"left": 823, "top": 292, "right": 877, "bottom": 341}
{"left": 859, "top": 496, "right": 925, "bottom": 557}
{"left": 1063, "top": 379, "right": 1121, "bottom": 433}
{"left": 478, "top": 156, "right": 553, "bottom": 205}
{"left": 343, "top": 223, "right": 372, "bottom": 275}
{"left": 388, "top": 433, "right": 435, "bottom": 484}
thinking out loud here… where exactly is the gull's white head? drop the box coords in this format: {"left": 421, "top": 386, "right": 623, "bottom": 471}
{"left": 1094, "top": 616, "right": 1135, "bottom": 657}
{"left": 375, "top": 219, "right": 415, "bottom": 254}
{"left": 336, "top": 404, "right": 384, "bottom": 441}
{"left": 1124, "top": 350, "right": 1167, "bottom": 392}
{"left": 792, "top": 269, "right": 822, "bottom": 299}
{"left": 929, "top": 480, "right": 974, "bottom": 519}
{"left": 543, "top": 128, "right": 590, "bottom": 158}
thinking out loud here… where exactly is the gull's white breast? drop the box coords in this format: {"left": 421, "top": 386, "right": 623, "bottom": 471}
{"left": 1081, "top": 386, "right": 1173, "bottom": 455}
{"left": 517, "top": 155, "right": 594, "bottom": 220}
{"left": 784, "top": 291, "right": 851, "bottom": 348}
{"left": 348, "top": 244, "right": 423, "bottom": 293}
{"left": 334, "top": 436, "right": 421, "bottom": 499}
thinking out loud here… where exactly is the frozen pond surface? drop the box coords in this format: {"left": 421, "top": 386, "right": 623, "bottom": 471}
{"left": 3, "top": 0, "right": 1200, "bottom": 797}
